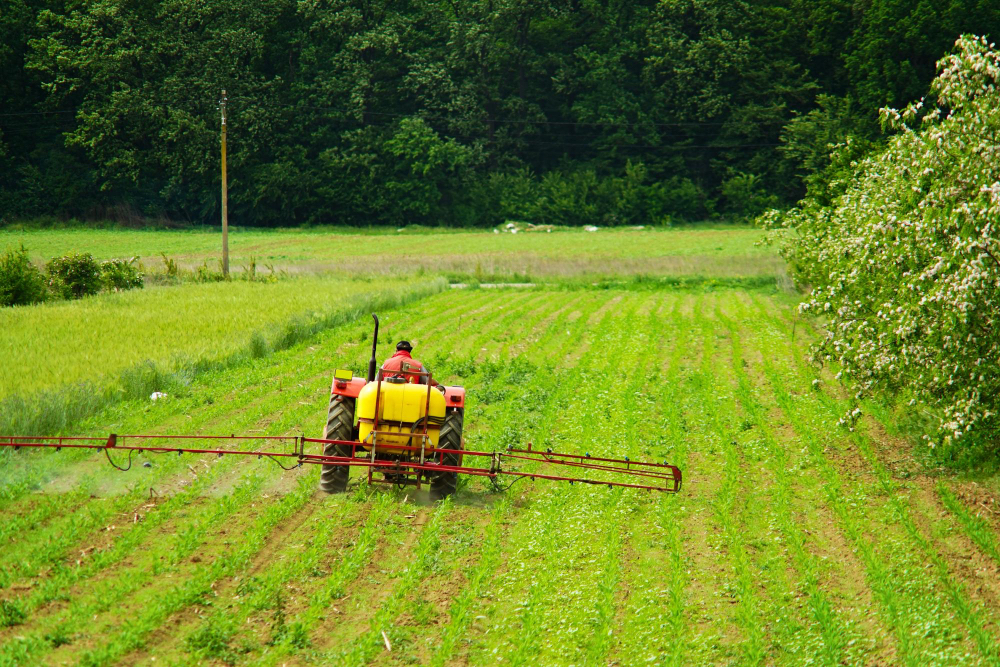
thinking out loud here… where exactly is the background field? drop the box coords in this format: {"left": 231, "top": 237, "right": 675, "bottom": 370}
{"left": 2, "top": 230, "right": 1000, "bottom": 666}
{"left": 0, "top": 226, "right": 783, "bottom": 281}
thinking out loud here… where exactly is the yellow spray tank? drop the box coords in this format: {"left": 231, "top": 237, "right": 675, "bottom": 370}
{"left": 356, "top": 379, "right": 447, "bottom": 451}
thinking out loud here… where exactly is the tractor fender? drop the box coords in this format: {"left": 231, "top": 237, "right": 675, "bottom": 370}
{"left": 443, "top": 385, "right": 466, "bottom": 408}
{"left": 330, "top": 376, "right": 366, "bottom": 399}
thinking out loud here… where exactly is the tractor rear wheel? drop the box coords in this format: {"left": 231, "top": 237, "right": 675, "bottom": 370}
{"left": 319, "top": 395, "right": 355, "bottom": 493}
{"left": 430, "top": 407, "right": 463, "bottom": 500}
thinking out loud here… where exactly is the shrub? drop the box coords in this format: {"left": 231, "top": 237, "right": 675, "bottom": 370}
{"left": 0, "top": 244, "right": 48, "bottom": 307}
{"left": 720, "top": 172, "right": 779, "bottom": 218}
{"left": 763, "top": 35, "right": 1000, "bottom": 454}
{"left": 490, "top": 163, "right": 711, "bottom": 227}
{"left": 46, "top": 252, "right": 101, "bottom": 299}
{"left": 100, "top": 257, "right": 144, "bottom": 291}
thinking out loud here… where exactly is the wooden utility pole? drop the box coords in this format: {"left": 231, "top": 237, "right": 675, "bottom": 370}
{"left": 220, "top": 89, "right": 229, "bottom": 277}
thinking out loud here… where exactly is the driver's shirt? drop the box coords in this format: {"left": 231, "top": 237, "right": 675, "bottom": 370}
{"left": 381, "top": 350, "right": 437, "bottom": 385}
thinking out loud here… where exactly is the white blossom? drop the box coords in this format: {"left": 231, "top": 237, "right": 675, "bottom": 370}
{"left": 762, "top": 35, "right": 1000, "bottom": 452}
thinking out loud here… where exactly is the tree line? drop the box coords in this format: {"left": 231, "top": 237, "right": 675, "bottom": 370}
{"left": 1, "top": 0, "right": 998, "bottom": 227}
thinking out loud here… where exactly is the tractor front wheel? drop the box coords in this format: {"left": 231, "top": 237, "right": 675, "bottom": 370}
{"left": 430, "top": 407, "right": 463, "bottom": 500}
{"left": 319, "top": 395, "right": 355, "bottom": 493}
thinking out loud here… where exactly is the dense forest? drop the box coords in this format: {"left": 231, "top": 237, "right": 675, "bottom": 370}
{"left": 1, "top": 0, "right": 998, "bottom": 227}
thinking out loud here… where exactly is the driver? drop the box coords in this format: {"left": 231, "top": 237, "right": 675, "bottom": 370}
{"left": 382, "top": 340, "right": 438, "bottom": 386}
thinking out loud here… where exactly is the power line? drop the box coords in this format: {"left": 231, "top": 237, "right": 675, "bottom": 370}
{"left": 0, "top": 101, "right": 792, "bottom": 129}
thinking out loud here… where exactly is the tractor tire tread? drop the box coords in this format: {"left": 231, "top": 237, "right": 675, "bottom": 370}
{"left": 319, "top": 395, "right": 355, "bottom": 493}
{"left": 430, "top": 407, "right": 463, "bottom": 500}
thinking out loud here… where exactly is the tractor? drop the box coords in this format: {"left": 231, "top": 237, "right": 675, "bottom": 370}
{"left": 1, "top": 317, "right": 681, "bottom": 495}
{"left": 317, "top": 314, "right": 466, "bottom": 500}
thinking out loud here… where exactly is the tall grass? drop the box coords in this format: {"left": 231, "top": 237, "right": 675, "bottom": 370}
{"left": 0, "top": 278, "right": 445, "bottom": 436}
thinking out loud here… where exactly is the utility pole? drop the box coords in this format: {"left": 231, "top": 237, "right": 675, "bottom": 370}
{"left": 220, "top": 89, "right": 229, "bottom": 277}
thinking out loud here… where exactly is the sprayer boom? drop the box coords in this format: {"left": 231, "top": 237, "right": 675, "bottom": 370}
{"left": 0, "top": 434, "right": 682, "bottom": 493}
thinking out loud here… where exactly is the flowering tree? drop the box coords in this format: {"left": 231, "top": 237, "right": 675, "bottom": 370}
{"left": 764, "top": 35, "right": 1000, "bottom": 453}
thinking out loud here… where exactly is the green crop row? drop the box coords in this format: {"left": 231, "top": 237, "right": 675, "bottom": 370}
{"left": 719, "top": 306, "right": 859, "bottom": 664}
{"left": 328, "top": 500, "right": 450, "bottom": 665}
{"left": 0, "top": 366, "right": 338, "bottom": 599}
{"left": 937, "top": 484, "right": 1000, "bottom": 568}
{"left": 610, "top": 299, "right": 693, "bottom": 666}
{"left": 0, "top": 376, "right": 349, "bottom": 663}
{"left": 81, "top": 476, "right": 318, "bottom": 665}
{"left": 740, "top": 294, "right": 996, "bottom": 664}
{"left": 470, "top": 303, "right": 648, "bottom": 664}
{"left": 691, "top": 304, "right": 770, "bottom": 663}
{"left": 184, "top": 502, "right": 359, "bottom": 662}
{"left": 426, "top": 294, "right": 610, "bottom": 663}
{"left": 250, "top": 494, "right": 396, "bottom": 665}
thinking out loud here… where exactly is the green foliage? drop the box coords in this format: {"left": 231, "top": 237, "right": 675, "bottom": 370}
{"left": 99, "top": 257, "right": 143, "bottom": 291}
{"left": 779, "top": 95, "right": 877, "bottom": 205}
{"left": 160, "top": 253, "right": 178, "bottom": 278}
{"left": 383, "top": 118, "right": 474, "bottom": 224}
{"left": 186, "top": 614, "right": 239, "bottom": 663}
{"left": 195, "top": 261, "right": 226, "bottom": 283}
{"left": 6, "top": 0, "right": 996, "bottom": 223}
{"left": 45, "top": 252, "right": 101, "bottom": 299}
{"left": 765, "top": 35, "right": 1000, "bottom": 454}
{"left": 4, "top": 247, "right": 140, "bottom": 307}
{"left": 483, "top": 162, "right": 708, "bottom": 226}
{"left": 0, "top": 599, "right": 27, "bottom": 627}
{"left": 0, "top": 244, "right": 47, "bottom": 306}
{"left": 719, "top": 173, "right": 779, "bottom": 218}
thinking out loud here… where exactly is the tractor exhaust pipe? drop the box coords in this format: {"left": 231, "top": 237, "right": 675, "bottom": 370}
{"left": 367, "top": 313, "right": 379, "bottom": 382}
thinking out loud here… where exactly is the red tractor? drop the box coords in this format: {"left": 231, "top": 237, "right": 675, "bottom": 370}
{"left": 317, "top": 315, "right": 467, "bottom": 499}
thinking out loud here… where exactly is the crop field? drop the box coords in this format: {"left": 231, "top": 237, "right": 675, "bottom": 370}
{"left": 3, "top": 280, "right": 1000, "bottom": 666}
{"left": 0, "top": 226, "right": 782, "bottom": 281}
{"left": 0, "top": 277, "right": 436, "bottom": 400}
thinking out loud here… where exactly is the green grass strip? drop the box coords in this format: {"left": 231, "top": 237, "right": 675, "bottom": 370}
{"left": 430, "top": 497, "right": 511, "bottom": 666}
{"left": 0, "top": 474, "right": 268, "bottom": 664}
{"left": 741, "top": 292, "right": 1000, "bottom": 663}
{"left": 693, "top": 306, "right": 767, "bottom": 664}
{"left": 183, "top": 499, "right": 358, "bottom": 663}
{"left": 838, "top": 423, "right": 1000, "bottom": 663}
{"left": 0, "top": 278, "right": 446, "bottom": 438}
{"left": 0, "top": 379, "right": 328, "bottom": 596}
{"left": 430, "top": 296, "right": 606, "bottom": 663}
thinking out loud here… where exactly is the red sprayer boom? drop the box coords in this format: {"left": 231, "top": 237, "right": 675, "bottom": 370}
{"left": 0, "top": 434, "right": 682, "bottom": 493}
